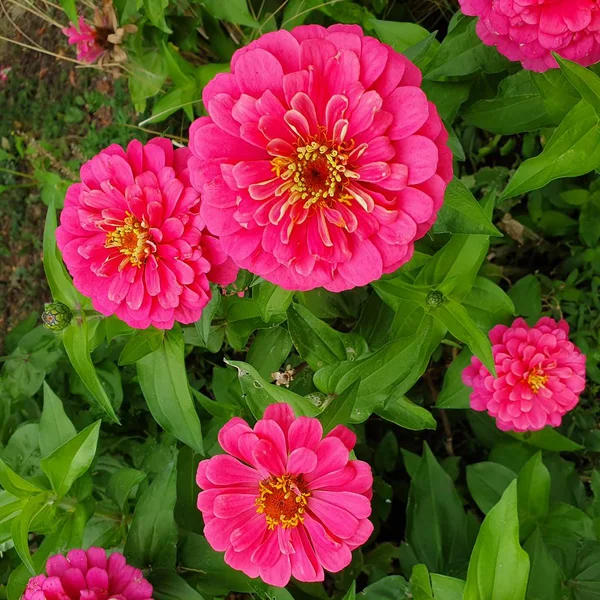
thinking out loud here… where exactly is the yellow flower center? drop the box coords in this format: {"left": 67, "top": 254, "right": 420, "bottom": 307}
{"left": 104, "top": 212, "right": 151, "bottom": 269}
{"left": 255, "top": 474, "right": 310, "bottom": 530}
{"left": 272, "top": 136, "right": 357, "bottom": 210}
{"left": 527, "top": 370, "right": 548, "bottom": 394}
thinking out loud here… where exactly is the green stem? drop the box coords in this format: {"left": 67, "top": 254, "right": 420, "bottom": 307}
{"left": 0, "top": 166, "right": 36, "bottom": 180}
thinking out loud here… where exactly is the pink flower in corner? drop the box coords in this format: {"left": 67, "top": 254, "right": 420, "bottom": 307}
{"left": 459, "top": 0, "right": 600, "bottom": 72}
{"left": 56, "top": 138, "right": 238, "bottom": 330}
{"left": 62, "top": 16, "right": 104, "bottom": 64}
{"left": 22, "top": 548, "right": 153, "bottom": 600}
{"left": 462, "top": 317, "right": 587, "bottom": 432}
{"left": 189, "top": 24, "right": 452, "bottom": 292}
{"left": 196, "top": 403, "right": 373, "bottom": 587}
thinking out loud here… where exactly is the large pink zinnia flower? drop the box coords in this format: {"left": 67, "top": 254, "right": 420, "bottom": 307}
{"left": 462, "top": 317, "right": 587, "bottom": 432}
{"left": 62, "top": 16, "right": 104, "bottom": 64}
{"left": 22, "top": 548, "right": 153, "bottom": 600}
{"left": 189, "top": 24, "right": 452, "bottom": 292}
{"left": 196, "top": 403, "right": 373, "bottom": 587}
{"left": 56, "top": 138, "right": 238, "bottom": 329}
{"left": 459, "top": 0, "right": 600, "bottom": 72}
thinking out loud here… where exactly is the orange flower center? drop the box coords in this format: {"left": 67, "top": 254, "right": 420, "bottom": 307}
{"left": 255, "top": 474, "right": 310, "bottom": 530}
{"left": 272, "top": 136, "right": 358, "bottom": 209}
{"left": 527, "top": 369, "right": 548, "bottom": 394}
{"left": 104, "top": 212, "right": 151, "bottom": 268}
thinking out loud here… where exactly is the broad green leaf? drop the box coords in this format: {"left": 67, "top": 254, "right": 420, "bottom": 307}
{"left": 125, "top": 456, "right": 178, "bottom": 569}
{"left": 193, "top": 286, "right": 221, "bottom": 348}
{"left": 137, "top": 327, "right": 204, "bottom": 454}
{"left": 225, "top": 359, "right": 319, "bottom": 419}
{"left": 256, "top": 281, "right": 294, "bottom": 322}
{"left": 565, "top": 540, "right": 600, "bottom": 599}
{"left": 0, "top": 459, "right": 42, "bottom": 498}
{"left": 223, "top": 296, "right": 283, "bottom": 350}
{"left": 523, "top": 529, "right": 562, "bottom": 600}
{"left": 59, "top": 0, "right": 78, "bottom": 25}
{"left": 377, "top": 391, "right": 437, "bottom": 431}
{"left": 434, "top": 179, "right": 501, "bottom": 236}
{"left": 517, "top": 452, "right": 550, "bottom": 537}
{"left": 353, "top": 293, "right": 395, "bottom": 351}
{"left": 436, "top": 348, "right": 472, "bottom": 409}
{"left": 508, "top": 275, "right": 542, "bottom": 320}
{"left": 247, "top": 327, "right": 292, "bottom": 380}
{"left": 12, "top": 494, "right": 48, "bottom": 575}
{"left": 148, "top": 85, "right": 198, "bottom": 123}
{"left": 501, "top": 101, "right": 600, "bottom": 200}
{"left": 580, "top": 196, "right": 600, "bottom": 247}
{"left": 541, "top": 502, "right": 595, "bottom": 545}
{"left": 431, "top": 574, "right": 465, "bottom": 600}
{"left": 63, "top": 320, "right": 120, "bottom": 423}
{"left": 39, "top": 382, "right": 76, "bottom": 458}
{"left": 556, "top": 56, "right": 600, "bottom": 116}
{"left": 40, "top": 421, "right": 101, "bottom": 497}
{"left": 318, "top": 379, "right": 359, "bottom": 433}
{"left": 1, "top": 424, "right": 41, "bottom": 480}
{"left": 466, "top": 462, "right": 517, "bottom": 514}
{"left": 422, "top": 81, "right": 471, "bottom": 123}
{"left": 144, "top": 0, "right": 171, "bottom": 33}
{"left": 150, "top": 570, "right": 204, "bottom": 600}
{"left": 129, "top": 52, "right": 167, "bottom": 113}
{"left": 531, "top": 69, "right": 579, "bottom": 124}
{"left": 464, "top": 481, "right": 530, "bottom": 600}
{"left": 368, "top": 19, "right": 432, "bottom": 51}
{"left": 410, "top": 564, "right": 433, "bottom": 599}
{"left": 118, "top": 328, "right": 164, "bottom": 366}
{"left": 176, "top": 447, "right": 205, "bottom": 534}
{"left": 342, "top": 582, "right": 356, "bottom": 600}
{"left": 162, "top": 42, "right": 196, "bottom": 88}
{"left": 107, "top": 468, "right": 147, "bottom": 513}
{"left": 200, "top": 0, "right": 258, "bottom": 26}
{"left": 360, "top": 576, "right": 410, "bottom": 600}
{"left": 509, "top": 427, "right": 583, "bottom": 452}
{"left": 462, "top": 277, "right": 515, "bottom": 332}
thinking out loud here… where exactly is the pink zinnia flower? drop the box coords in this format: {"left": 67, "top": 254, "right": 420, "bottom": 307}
{"left": 196, "top": 403, "right": 373, "bottom": 587}
{"left": 459, "top": 0, "right": 600, "bottom": 72}
{"left": 62, "top": 16, "right": 105, "bottom": 64}
{"left": 22, "top": 548, "right": 153, "bottom": 600}
{"left": 462, "top": 317, "right": 587, "bottom": 432}
{"left": 189, "top": 24, "right": 452, "bottom": 292}
{"left": 56, "top": 138, "right": 238, "bottom": 329}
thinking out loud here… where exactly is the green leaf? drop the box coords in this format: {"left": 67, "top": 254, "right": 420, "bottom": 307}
{"left": 193, "top": 287, "right": 221, "bottom": 348}
{"left": 464, "top": 481, "right": 530, "bottom": 600}
{"left": 556, "top": 55, "right": 600, "bottom": 116}
{"left": 225, "top": 359, "right": 319, "bottom": 419}
{"left": 580, "top": 196, "right": 600, "bottom": 247}
{"left": 376, "top": 392, "right": 437, "bottom": 431}
{"left": 128, "top": 52, "right": 167, "bottom": 113}
{"left": 431, "top": 574, "right": 465, "bottom": 600}
{"left": 137, "top": 327, "right": 204, "bottom": 454}
{"left": 39, "top": 382, "right": 77, "bottom": 458}
{"left": 434, "top": 179, "right": 501, "bottom": 236}
{"left": 318, "top": 379, "right": 359, "bottom": 433}
{"left": 118, "top": 328, "right": 164, "bottom": 366}
{"left": 501, "top": 101, "right": 600, "bottom": 200}
{"left": 148, "top": 86, "right": 199, "bottom": 124}
{"left": 368, "top": 19, "right": 432, "bottom": 51}
{"left": 125, "top": 456, "right": 178, "bottom": 569}
{"left": 12, "top": 494, "right": 48, "bottom": 575}
{"left": 410, "top": 564, "right": 433, "bottom": 600}
{"left": 359, "top": 576, "right": 410, "bottom": 600}
{"left": 436, "top": 348, "right": 472, "bottom": 409}
{"left": 107, "top": 468, "right": 147, "bottom": 513}
{"left": 256, "top": 281, "right": 294, "bottom": 322}
{"left": 150, "top": 570, "right": 205, "bottom": 600}
{"left": 144, "top": 0, "right": 171, "bottom": 33}
{"left": 59, "top": 0, "right": 78, "bottom": 26}
{"left": 523, "top": 528, "right": 562, "bottom": 600}
{"left": 200, "top": 0, "right": 258, "bottom": 26}
{"left": 175, "top": 447, "right": 205, "bottom": 534}
{"left": 40, "top": 421, "right": 101, "bottom": 497}
{"left": 508, "top": 275, "right": 542, "bottom": 320}
{"left": 342, "top": 582, "right": 356, "bottom": 600}
{"left": 517, "top": 452, "right": 550, "bottom": 535}
{"left": 462, "top": 277, "right": 515, "bottom": 332}
{"left": 63, "top": 320, "right": 120, "bottom": 423}
{"left": 222, "top": 296, "right": 283, "bottom": 350}
{"left": 509, "top": 427, "right": 583, "bottom": 452}
{"left": 0, "top": 459, "right": 42, "bottom": 498}
{"left": 247, "top": 327, "right": 292, "bottom": 380}
{"left": 466, "top": 462, "right": 517, "bottom": 514}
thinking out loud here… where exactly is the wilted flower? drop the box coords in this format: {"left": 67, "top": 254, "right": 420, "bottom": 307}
{"left": 0, "top": 66, "right": 11, "bottom": 84}
{"left": 56, "top": 138, "right": 238, "bottom": 330}
{"left": 459, "top": 0, "right": 600, "bottom": 72}
{"left": 22, "top": 548, "right": 153, "bottom": 600}
{"left": 42, "top": 301, "right": 72, "bottom": 332}
{"left": 462, "top": 317, "right": 587, "bottom": 432}
{"left": 189, "top": 24, "right": 452, "bottom": 292}
{"left": 196, "top": 403, "right": 373, "bottom": 587}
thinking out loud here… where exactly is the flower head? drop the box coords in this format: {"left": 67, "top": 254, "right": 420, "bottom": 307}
{"left": 462, "top": 317, "right": 587, "bottom": 432}
{"left": 189, "top": 24, "right": 452, "bottom": 292}
{"left": 0, "top": 66, "right": 11, "bottom": 84}
{"left": 42, "top": 301, "right": 73, "bottom": 332}
{"left": 459, "top": 0, "right": 600, "bottom": 72}
{"left": 63, "top": 16, "right": 104, "bottom": 64}
{"left": 22, "top": 548, "right": 153, "bottom": 600}
{"left": 56, "top": 138, "right": 238, "bottom": 330}
{"left": 196, "top": 403, "right": 373, "bottom": 587}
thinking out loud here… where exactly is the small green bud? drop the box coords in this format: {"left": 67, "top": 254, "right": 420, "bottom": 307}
{"left": 42, "top": 301, "right": 72, "bottom": 332}
{"left": 426, "top": 291, "right": 444, "bottom": 308}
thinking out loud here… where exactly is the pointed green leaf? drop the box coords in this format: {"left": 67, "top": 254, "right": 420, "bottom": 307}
{"left": 318, "top": 379, "right": 359, "bottom": 433}
{"left": 39, "top": 382, "right": 77, "bottom": 458}
{"left": 0, "top": 459, "right": 42, "bottom": 498}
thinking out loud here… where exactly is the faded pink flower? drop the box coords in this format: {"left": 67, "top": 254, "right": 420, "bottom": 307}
{"left": 22, "top": 548, "right": 153, "bottom": 600}
{"left": 56, "top": 138, "right": 238, "bottom": 330}
{"left": 0, "top": 66, "right": 11, "bottom": 83}
{"left": 196, "top": 403, "right": 373, "bottom": 587}
{"left": 62, "top": 16, "right": 104, "bottom": 64}
{"left": 189, "top": 24, "right": 452, "bottom": 292}
{"left": 459, "top": 0, "right": 600, "bottom": 72}
{"left": 462, "top": 317, "right": 587, "bottom": 432}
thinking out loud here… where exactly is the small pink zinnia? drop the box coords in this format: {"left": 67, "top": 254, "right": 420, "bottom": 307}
{"left": 459, "top": 0, "right": 600, "bottom": 72}
{"left": 62, "top": 16, "right": 104, "bottom": 64}
{"left": 56, "top": 138, "right": 238, "bottom": 330}
{"left": 189, "top": 24, "right": 452, "bottom": 292}
{"left": 196, "top": 403, "right": 373, "bottom": 587}
{"left": 462, "top": 317, "right": 587, "bottom": 432}
{"left": 22, "top": 548, "right": 153, "bottom": 600}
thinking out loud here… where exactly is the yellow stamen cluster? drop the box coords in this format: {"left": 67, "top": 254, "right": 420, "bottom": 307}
{"left": 104, "top": 212, "right": 151, "bottom": 269}
{"left": 527, "top": 371, "right": 548, "bottom": 394}
{"left": 255, "top": 474, "right": 310, "bottom": 530}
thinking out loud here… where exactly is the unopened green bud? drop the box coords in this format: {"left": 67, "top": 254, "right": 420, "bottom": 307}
{"left": 42, "top": 301, "right": 72, "bottom": 332}
{"left": 426, "top": 291, "right": 444, "bottom": 308}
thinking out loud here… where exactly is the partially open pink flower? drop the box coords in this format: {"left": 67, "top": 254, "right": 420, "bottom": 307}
{"left": 459, "top": 0, "right": 600, "bottom": 72}
{"left": 196, "top": 403, "right": 373, "bottom": 587}
{"left": 62, "top": 16, "right": 104, "bottom": 64}
{"left": 462, "top": 317, "right": 587, "bottom": 432}
{"left": 22, "top": 548, "right": 153, "bottom": 600}
{"left": 189, "top": 24, "right": 452, "bottom": 292}
{"left": 56, "top": 138, "right": 238, "bottom": 329}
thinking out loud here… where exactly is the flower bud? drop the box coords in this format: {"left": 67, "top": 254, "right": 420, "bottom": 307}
{"left": 41, "top": 302, "right": 72, "bottom": 332}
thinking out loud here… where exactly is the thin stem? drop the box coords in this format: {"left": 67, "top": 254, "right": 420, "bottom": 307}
{"left": 0, "top": 167, "right": 37, "bottom": 180}
{"left": 8, "top": 0, "right": 62, "bottom": 28}
{"left": 280, "top": 0, "right": 344, "bottom": 28}
{"left": 121, "top": 123, "right": 188, "bottom": 143}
